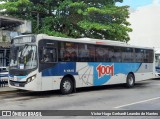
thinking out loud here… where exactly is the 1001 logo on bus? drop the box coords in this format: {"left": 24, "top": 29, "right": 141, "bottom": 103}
{"left": 96, "top": 64, "right": 114, "bottom": 79}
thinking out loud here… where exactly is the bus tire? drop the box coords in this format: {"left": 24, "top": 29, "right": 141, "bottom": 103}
{"left": 60, "top": 77, "right": 73, "bottom": 94}
{"left": 126, "top": 73, "right": 135, "bottom": 88}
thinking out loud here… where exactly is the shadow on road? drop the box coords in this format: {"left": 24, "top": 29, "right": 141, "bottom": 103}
{"left": 16, "top": 82, "right": 150, "bottom": 96}
{"left": 151, "top": 78, "right": 160, "bottom": 80}
{"left": 1, "top": 78, "right": 158, "bottom": 100}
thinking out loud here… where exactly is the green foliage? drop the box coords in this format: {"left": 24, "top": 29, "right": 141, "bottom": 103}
{"left": 2, "top": 35, "right": 6, "bottom": 42}
{"left": 0, "top": 0, "right": 132, "bottom": 42}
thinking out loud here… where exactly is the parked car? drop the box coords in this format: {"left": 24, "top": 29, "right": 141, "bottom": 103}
{"left": 0, "top": 67, "right": 9, "bottom": 82}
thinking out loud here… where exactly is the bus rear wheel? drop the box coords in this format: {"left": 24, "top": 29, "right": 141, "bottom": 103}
{"left": 126, "top": 73, "right": 135, "bottom": 88}
{"left": 60, "top": 77, "right": 73, "bottom": 94}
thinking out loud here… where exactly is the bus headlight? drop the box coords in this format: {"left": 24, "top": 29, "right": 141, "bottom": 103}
{"left": 27, "top": 75, "right": 36, "bottom": 83}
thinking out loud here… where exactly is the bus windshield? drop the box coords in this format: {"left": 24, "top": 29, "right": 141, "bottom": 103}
{"left": 155, "top": 55, "right": 160, "bottom": 67}
{"left": 10, "top": 45, "right": 37, "bottom": 70}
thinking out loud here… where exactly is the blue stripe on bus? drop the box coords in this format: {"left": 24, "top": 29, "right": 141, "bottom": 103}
{"left": 42, "top": 62, "right": 78, "bottom": 76}
{"left": 42, "top": 62, "right": 141, "bottom": 86}
{"left": 88, "top": 63, "right": 141, "bottom": 86}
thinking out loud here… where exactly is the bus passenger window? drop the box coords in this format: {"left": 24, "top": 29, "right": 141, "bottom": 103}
{"left": 135, "top": 49, "right": 144, "bottom": 62}
{"left": 108, "top": 48, "right": 115, "bottom": 62}
{"left": 59, "top": 42, "right": 78, "bottom": 62}
{"left": 114, "top": 47, "right": 122, "bottom": 62}
{"left": 78, "top": 44, "right": 89, "bottom": 62}
{"left": 147, "top": 50, "right": 153, "bottom": 63}
{"left": 41, "top": 47, "right": 57, "bottom": 63}
{"left": 96, "top": 47, "right": 109, "bottom": 62}
{"left": 143, "top": 50, "right": 148, "bottom": 62}
{"left": 88, "top": 45, "right": 95, "bottom": 62}
{"left": 122, "top": 48, "right": 134, "bottom": 62}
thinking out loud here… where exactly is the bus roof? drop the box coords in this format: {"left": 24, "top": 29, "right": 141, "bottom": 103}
{"left": 14, "top": 34, "right": 154, "bottom": 50}
{"left": 38, "top": 34, "right": 127, "bottom": 46}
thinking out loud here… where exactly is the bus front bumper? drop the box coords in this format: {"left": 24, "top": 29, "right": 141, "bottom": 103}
{"left": 155, "top": 73, "right": 160, "bottom": 78}
{"left": 8, "top": 80, "right": 41, "bottom": 91}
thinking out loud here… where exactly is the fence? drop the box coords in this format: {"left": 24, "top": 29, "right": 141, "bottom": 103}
{"left": 0, "top": 48, "right": 10, "bottom": 67}
{"left": 0, "top": 78, "right": 7, "bottom": 87}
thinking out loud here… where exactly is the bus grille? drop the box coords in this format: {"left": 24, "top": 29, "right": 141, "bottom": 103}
{"left": 9, "top": 80, "right": 26, "bottom": 87}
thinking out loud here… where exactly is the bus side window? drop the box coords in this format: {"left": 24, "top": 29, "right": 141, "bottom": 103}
{"left": 88, "top": 45, "right": 95, "bottom": 62}
{"left": 96, "top": 47, "right": 109, "bottom": 62}
{"left": 147, "top": 50, "right": 153, "bottom": 63}
{"left": 78, "top": 44, "right": 89, "bottom": 62}
{"left": 135, "top": 49, "right": 144, "bottom": 62}
{"left": 108, "top": 47, "right": 115, "bottom": 62}
{"left": 41, "top": 47, "right": 57, "bottom": 63}
{"left": 143, "top": 50, "right": 148, "bottom": 62}
{"left": 114, "top": 47, "right": 122, "bottom": 62}
{"left": 51, "top": 48, "right": 57, "bottom": 62}
{"left": 59, "top": 42, "right": 78, "bottom": 62}
{"left": 122, "top": 48, "right": 134, "bottom": 62}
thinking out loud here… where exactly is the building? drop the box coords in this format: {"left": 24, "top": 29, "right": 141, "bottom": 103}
{"left": 0, "top": 16, "right": 25, "bottom": 67}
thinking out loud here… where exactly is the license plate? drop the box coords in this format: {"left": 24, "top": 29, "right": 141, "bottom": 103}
{"left": 14, "top": 76, "right": 17, "bottom": 81}
{"left": 14, "top": 83, "right": 19, "bottom": 87}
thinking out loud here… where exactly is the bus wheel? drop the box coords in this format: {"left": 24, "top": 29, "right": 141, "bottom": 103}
{"left": 60, "top": 77, "right": 73, "bottom": 94}
{"left": 126, "top": 73, "right": 135, "bottom": 88}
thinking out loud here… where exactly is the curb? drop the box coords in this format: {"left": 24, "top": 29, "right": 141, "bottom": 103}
{"left": 0, "top": 86, "right": 18, "bottom": 94}
{"left": 0, "top": 90, "right": 17, "bottom": 95}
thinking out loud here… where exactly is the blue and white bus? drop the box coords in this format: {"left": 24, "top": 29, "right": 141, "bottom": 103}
{"left": 155, "top": 50, "right": 160, "bottom": 78}
{"left": 8, "top": 34, "right": 154, "bottom": 94}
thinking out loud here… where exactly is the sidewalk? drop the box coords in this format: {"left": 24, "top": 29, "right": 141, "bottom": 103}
{"left": 0, "top": 85, "right": 17, "bottom": 94}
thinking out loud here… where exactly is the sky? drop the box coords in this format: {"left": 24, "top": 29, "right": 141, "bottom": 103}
{"left": 116, "top": 0, "right": 158, "bottom": 9}
{"left": 126, "top": 0, "right": 160, "bottom": 50}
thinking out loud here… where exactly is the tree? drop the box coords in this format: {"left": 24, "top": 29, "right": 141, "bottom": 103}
{"left": 0, "top": 0, "right": 132, "bottom": 42}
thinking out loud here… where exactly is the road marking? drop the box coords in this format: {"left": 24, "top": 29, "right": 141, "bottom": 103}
{"left": 114, "top": 97, "right": 160, "bottom": 109}
{"left": 149, "top": 84, "right": 160, "bottom": 86}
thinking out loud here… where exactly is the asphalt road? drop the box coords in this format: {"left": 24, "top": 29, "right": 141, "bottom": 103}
{"left": 0, "top": 78, "right": 160, "bottom": 119}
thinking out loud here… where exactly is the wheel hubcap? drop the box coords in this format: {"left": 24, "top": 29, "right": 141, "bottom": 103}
{"left": 63, "top": 81, "right": 71, "bottom": 92}
{"left": 129, "top": 77, "right": 133, "bottom": 85}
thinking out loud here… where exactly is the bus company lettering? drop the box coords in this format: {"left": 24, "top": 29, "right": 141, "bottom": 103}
{"left": 96, "top": 64, "right": 114, "bottom": 79}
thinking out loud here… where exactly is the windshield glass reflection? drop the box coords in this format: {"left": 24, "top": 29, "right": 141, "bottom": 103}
{"left": 10, "top": 45, "right": 37, "bottom": 70}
